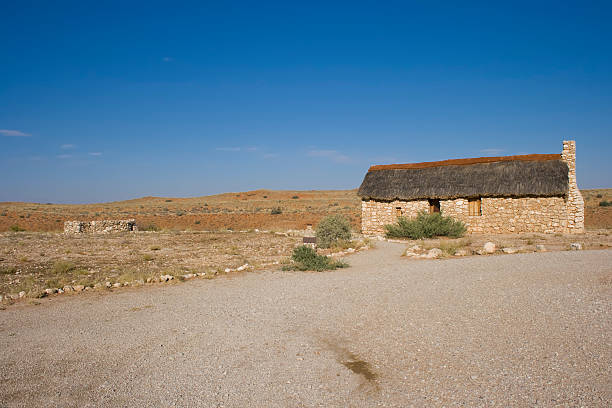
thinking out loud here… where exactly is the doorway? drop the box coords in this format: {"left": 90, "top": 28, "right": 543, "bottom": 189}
{"left": 428, "top": 199, "right": 440, "bottom": 213}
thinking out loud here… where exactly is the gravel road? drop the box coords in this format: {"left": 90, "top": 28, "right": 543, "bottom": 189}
{"left": 1, "top": 243, "right": 610, "bottom": 407}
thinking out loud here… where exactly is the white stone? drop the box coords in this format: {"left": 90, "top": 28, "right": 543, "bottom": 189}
{"left": 63, "top": 285, "right": 73, "bottom": 292}
{"left": 502, "top": 247, "right": 518, "bottom": 254}
{"left": 44, "top": 288, "right": 56, "bottom": 295}
{"left": 535, "top": 245, "right": 546, "bottom": 252}
{"left": 113, "top": 282, "right": 122, "bottom": 288}
{"left": 224, "top": 268, "right": 232, "bottom": 273}
{"left": 73, "top": 285, "right": 85, "bottom": 292}
{"left": 19, "top": 291, "right": 26, "bottom": 298}
{"left": 483, "top": 242, "right": 496, "bottom": 254}
{"left": 236, "top": 264, "right": 249, "bottom": 271}
{"left": 426, "top": 248, "right": 443, "bottom": 259}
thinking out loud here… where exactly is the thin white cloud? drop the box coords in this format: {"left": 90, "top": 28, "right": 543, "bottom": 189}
{"left": 162, "top": 57, "right": 174, "bottom": 62}
{"left": 56, "top": 154, "right": 72, "bottom": 159}
{"left": 307, "top": 149, "right": 350, "bottom": 163}
{"left": 89, "top": 152, "right": 102, "bottom": 156}
{"left": 61, "top": 144, "right": 75, "bottom": 149}
{"left": 263, "top": 153, "right": 279, "bottom": 159}
{"left": 480, "top": 148, "right": 504, "bottom": 155}
{"left": 0, "top": 129, "right": 31, "bottom": 137}
{"left": 215, "top": 147, "right": 241, "bottom": 152}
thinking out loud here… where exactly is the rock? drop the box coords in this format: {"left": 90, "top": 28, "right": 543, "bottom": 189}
{"left": 57, "top": 289, "right": 64, "bottom": 294}
{"left": 63, "top": 285, "right": 74, "bottom": 292}
{"left": 73, "top": 285, "right": 85, "bottom": 292}
{"left": 483, "top": 242, "right": 496, "bottom": 254}
{"left": 0, "top": 295, "right": 3, "bottom": 302}
{"left": 105, "top": 282, "right": 112, "bottom": 288}
{"left": 404, "top": 251, "right": 418, "bottom": 257}
{"left": 570, "top": 242, "right": 582, "bottom": 250}
{"left": 236, "top": 264, "right": 249, "bottom": 272}
{"left": 409, "top": 245, "right": 422, "bottom": 252}
{"left": 426, "top": 248, "right": 443, "bottom": 259}
{"left": 224, "top": 268, "right": 231, "bottom": 273}
{"left": 84, "top": 286, "right": 92, "bottom": 291}
{"left": 502, "top": 247, "right": 518, "bottom": 254}
{"left": 536, "top": 244, "right": 546, "bottom": 252}
{"left": 94, "top": 283, "right": 103, "bottom": 289}
{"left": 346, "top": 248, "right": 356, "bottom": 253}
{"left": 146, "top": 278, "right": 152, "bottom": 283}
{"left": 112, "top": 282, "right": 122, "bottom": 288}
{"left": 44, "top": 288, "right": 56, "bottom": 295}
{"left": 475, "top": 249, "right": 486, "bottom": 255}
{"left": 454, "top": 248, "right": 470, "bottom": 256}
{"left": 19, "top": 291, "right": 26, "bottom": 298}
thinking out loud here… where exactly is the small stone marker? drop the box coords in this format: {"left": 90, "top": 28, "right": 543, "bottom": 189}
{"left": 570, "top": 242, "right": 582, "bottom": 250}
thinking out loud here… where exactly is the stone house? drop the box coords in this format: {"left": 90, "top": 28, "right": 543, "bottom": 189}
{"left": 358, "top": 141, "right": 584, "bottom": 235}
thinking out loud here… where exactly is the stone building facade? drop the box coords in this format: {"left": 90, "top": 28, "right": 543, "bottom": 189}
{"left": 358, "top": 141, "right": 584, "bottom": 235}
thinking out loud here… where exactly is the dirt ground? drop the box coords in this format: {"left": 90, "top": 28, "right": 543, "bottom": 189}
{"left": 1, "top": 244, "right": 610, "bottom": 407}
{"left": 1, "top": 188, "right": 610, "bottom": 233}
{"left": 0, "top": 231, "right": 301, "bottom": 299}
{"left": 0, "top": 189, "right": 361, "bottom": 232}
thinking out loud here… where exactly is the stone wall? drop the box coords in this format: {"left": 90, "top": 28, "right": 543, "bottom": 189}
{"left": 64, "top": 219, "right": 137, "bottom": 234}
{"left": 362, "top": 196, "right": 573, "bottom": 235}
{"left": 361, "top": 140, "right": 585, "bottom": 235}
{"left": 561, "top": 141, "right": 585, "bottom": 233}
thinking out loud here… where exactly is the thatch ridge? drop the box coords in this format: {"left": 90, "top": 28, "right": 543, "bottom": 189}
{"left": 368, "top": 153, "right": 561, "bottom": 171}
{"left": 358, "top": 159, "right": 569, "bottom": 201}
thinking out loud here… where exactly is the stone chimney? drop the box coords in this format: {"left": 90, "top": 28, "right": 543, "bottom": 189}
{"left": 561, "top": 141, "right": 584, "bottom": 233}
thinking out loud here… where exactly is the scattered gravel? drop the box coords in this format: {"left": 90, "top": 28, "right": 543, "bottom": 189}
{"left": 1, "top": 243, "right": 610, "bottom": 407}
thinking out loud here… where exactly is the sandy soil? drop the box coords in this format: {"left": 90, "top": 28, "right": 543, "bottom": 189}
{"left": 1, "top": 243, "right": 610, "bottom": 407}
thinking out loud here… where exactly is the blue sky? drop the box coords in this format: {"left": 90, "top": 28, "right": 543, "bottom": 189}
{"left": 1, "top": 1, "right": 611, "bottom": 203}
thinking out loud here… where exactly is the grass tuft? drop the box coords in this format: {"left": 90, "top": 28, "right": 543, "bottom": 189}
{"left": 282, "top": 245, "right": 348, "bottom": 272}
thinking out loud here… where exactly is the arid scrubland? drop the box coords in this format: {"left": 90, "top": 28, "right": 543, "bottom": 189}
{"left": 0, "top": 231, "right": 301, "bottom": 300}
{"left": 0, "top": 188, "right": 610, "bottom": 304}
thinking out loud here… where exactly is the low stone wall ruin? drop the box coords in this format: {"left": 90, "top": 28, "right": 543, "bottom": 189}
{"left": 64, "top": 219, "right": 137, "bottom": 234}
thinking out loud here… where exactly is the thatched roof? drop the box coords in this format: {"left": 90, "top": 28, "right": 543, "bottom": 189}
{"left": 358, "top": 154, "right": 569, "bottom": 201}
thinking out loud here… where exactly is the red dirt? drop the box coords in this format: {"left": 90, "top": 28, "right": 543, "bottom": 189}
{"left": 1, "top": 188, "right": 609, "bottom": 232}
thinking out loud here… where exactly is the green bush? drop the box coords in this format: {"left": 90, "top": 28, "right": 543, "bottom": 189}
{"left": 282, "top": 245, "right": 348, "bottom": 271}
{"left": 10, "top": 225, "right": 25, "bottom": 232}
{"left": 316, "top": 215, "right": 351, "bottom": 248}
{"left": 384, "top": 211, "right": 466, "bottom": 239}
{"left": 599, "top": 200, "right": 612, "bottom": 207}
